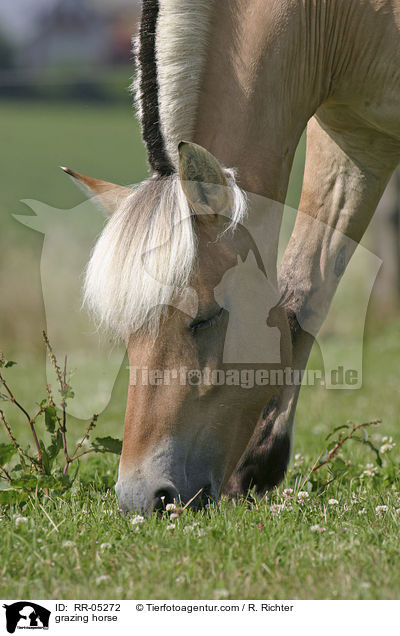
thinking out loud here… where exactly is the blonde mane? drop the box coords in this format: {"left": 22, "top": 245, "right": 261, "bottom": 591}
{"left": 83, "top": 173, "right": 246, "bottom": 339}
{"left": 156, "top": 0, "right": 215, "bottom": 166}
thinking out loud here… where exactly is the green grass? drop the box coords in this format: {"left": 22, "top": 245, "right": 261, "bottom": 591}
{"left": 1, "top": 320, "right": 399, "bottom": 600}
{"left": 1, "top": 477, "right": 399, "bottom": 600}
{"left": 0, "top": 100, "right": 147, "bottom": 219}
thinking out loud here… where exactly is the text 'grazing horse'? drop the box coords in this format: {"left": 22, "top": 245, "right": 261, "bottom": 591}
{"left": 63, "top": 0, "right": 400, "bottom": 513}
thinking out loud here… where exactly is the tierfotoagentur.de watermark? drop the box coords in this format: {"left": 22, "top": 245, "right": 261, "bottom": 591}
{"left": 128, "top": 365, "right": 359, "bottom": 389}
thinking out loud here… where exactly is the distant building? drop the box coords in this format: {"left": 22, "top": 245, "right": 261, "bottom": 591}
{"left": 20, "top": 0, "right": 140, "bottom": 68}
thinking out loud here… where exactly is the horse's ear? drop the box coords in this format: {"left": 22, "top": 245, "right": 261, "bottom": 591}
{"left": 178, "top": 141, "right": 232, "bottom": 214}
{"left": 60, "top": 167, "right": 132, "bottom": 215}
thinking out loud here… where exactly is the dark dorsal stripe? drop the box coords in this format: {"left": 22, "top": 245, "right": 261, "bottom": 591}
{"left": 137, "top": 0, "right": 175, "bottom": 176}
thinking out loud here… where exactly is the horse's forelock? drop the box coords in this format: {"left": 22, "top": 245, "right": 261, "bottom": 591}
{"left": 83, "top": 172, "right": 247, "bottom": 340}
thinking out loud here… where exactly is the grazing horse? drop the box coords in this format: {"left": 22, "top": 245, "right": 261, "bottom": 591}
{"left": 63, "top": 0, "right": 400, "bottom": 513}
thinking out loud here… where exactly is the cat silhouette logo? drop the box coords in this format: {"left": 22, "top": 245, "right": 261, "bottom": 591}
{"left": 3, "top": 602, "right": 50, "bottom": 633}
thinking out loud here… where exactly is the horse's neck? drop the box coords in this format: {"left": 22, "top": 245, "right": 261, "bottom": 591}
{"left": 193, "top": 0, "right": 327, "bottom": 202}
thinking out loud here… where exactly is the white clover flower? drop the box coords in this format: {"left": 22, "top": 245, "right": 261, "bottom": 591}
{"left": 183, "top": 525, "right": 195, "bottom": 533}
{"left": 294, "top": 453, "right": 304, "bottom": 467}
{"left": 214, "top": 588, "right": 229, "bottom": 598}
{"left": 197, "top": 529, "right": 207, "bottom": 537}
{"left": 310, "top": 525, "right": 326, "bottom": 533}
{"left": 166, "top": 523, "right": 176, "bottom": 530}
{"left": 282, "top": 488, "right": 294, "bottom": 500}
{"left": 95, "top": 575, "right": 110, "bottom": 585}
{"left": 328, "top": 499, "right": 339, "bottom": 506}
{"left": 297, "top": 491, "right": 310, "bottom": 504}
{"left": 130, "top": 515, "right": 145, "bottom": 526}
{"left": 375, "top": 505, "right": 388, "bottom": 518}
{"left": 166, "top": 503, "right": 176, "bottom": 511}
{"left": 62, "top": 540, "right": 76, "bottom": 549}
{"left": 362, "top": 464, "right": 378, "bottom": 477}
{"left": 270, "top": 504, "right": 284, "bottom": 515}
{"left": 395, "top": 508, "right": 400, "bottom": 515}
{"left": 15, "top": 516, "right": 28, "bottom": 527}
{"left": 170, "top": 513, "right": 180, "bottom": 520}
{"left": 358, "top": 508, "right": 366, "bottom": 515}
{"left": 100, "top": 542, "right": 112, "bottom": 552}
{"left": 183, "top": 522, "right": 200, "bottom": 533}
{"left": 380, "top": 437, "right": 396, "bottom": 454}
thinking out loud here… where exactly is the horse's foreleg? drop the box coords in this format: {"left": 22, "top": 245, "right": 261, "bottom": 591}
{"left": 225, "top": 113, "right": 399, "bottom": 497}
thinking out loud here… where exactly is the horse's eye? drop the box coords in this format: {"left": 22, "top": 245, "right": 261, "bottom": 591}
{"left": 190, "top": 307, "right": 224, "bottom": 334}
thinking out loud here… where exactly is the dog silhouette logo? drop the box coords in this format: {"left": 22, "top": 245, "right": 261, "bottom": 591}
{"left": 3, "top": 602, "right": 50, "bottom": 633}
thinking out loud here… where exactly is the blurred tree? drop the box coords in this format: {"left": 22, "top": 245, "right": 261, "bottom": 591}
{"left": 0, "top": 30, "right": 15, "bottom": 69}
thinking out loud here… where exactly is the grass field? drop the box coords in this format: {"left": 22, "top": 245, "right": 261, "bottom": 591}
{"left": 0, "top": 318, "right": 399, "bottom": 600}
{"left": 0, "top": 100, "right": 399, "bottom": 600}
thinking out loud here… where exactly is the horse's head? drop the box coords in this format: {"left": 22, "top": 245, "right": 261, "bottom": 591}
{"left": 66, "top": 142, "right": 291, "bottom": 513}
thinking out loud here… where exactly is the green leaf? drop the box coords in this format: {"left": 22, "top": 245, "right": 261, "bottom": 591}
{"left": 44, "top": 406, "right": 58, "bottom": 433}
{"left": 0, "top": 489, "right": 28, "bottom": 504}
{"left": 50, "top": 464, "right": 79, "bottom": 492}
{"left": 92, "top": 436, "right": 122, "bottom": 455}
{"left": 0, "top": 443, "right": 17, "bottom": 466}
{"left": 37, "top": 474, "right": 58, "bottom": 489}
{"left": 327, "top": 440, "right": 338, "bottom": 452}
{"left": 39, "top": 441, "right": 51, "bottom": 474}
{"left": 48, "top": 430, "right": 63, "bottom": 462}
{"left": 60, "top": 386, "right": 75, "bottom": 400}
{"left": 325, "top": 424, "right": 350, "bottom": 441}
{"left": 11, "top": 474, "right": 38, "bottom": 489}
{"left": 0, "top": 358, "right": 17, "bottom": 369}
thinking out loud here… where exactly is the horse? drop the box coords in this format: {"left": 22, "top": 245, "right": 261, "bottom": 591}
{"left": 62, "top": 0, "right": 400, "bottom": 513}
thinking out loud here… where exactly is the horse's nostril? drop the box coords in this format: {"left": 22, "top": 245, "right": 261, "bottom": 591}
{"left": 152, "top": 485, "right": 179, "bottom": 512}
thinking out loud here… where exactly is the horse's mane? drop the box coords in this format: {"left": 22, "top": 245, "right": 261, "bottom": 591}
{"left": 84, "top": 0, "right": 247, "bottom": 339}
{"left": 134, "top": 0, "right": 215, "bottom": 173}
{"left": 84, "top": 173, "right": 246, "bottom": 340}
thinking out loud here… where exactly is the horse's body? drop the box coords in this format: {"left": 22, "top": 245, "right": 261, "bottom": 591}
{"left": 66, "top": 0, "right": 400, "bottom": 512}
